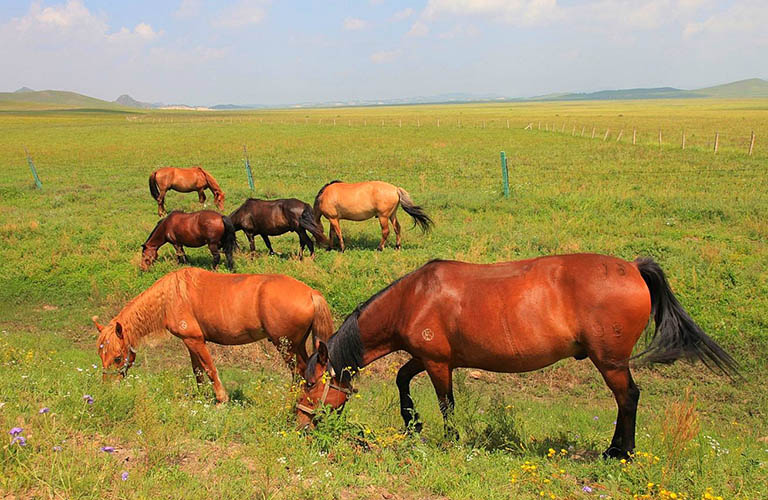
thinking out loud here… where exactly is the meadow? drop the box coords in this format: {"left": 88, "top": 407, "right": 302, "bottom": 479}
{"left": 1, "top": 99, "right": 767, "bottom": 499}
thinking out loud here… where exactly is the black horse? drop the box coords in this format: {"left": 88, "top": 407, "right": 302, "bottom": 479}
{"left": 229, "top": 198, "right": 327, "bottom": 259}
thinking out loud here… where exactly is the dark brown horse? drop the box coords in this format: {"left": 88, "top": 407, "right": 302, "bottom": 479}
{"left": 149, "top": 167, "right": 225, "bottom": 217}
{"left": 229, "top": 198, "right": 327, "bottom": 259}
{"left": 296, "top": 254, "right": 738, "bottom": 459}
{"left": 141, "top": 211, "right": 236, "bottom": 271}
{"left": 93, "top": 267, "right": 334, "bottom": 403}
{"left": 313, "top": 181, "right": 433, "bottom": 251}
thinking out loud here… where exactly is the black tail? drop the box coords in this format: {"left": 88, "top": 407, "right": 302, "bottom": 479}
{"left": 221, "top": 215, "right": 237, "bottom": 270}
{"left": 149, "top": 172, "right": 159, "bottom": 200}
{"left": 634, "top": 257, "right": 739, "bottom": 378}
{"left": 397, "top": 187, "right": 433, "bottom": 233}
{"left": 299, "top": 205, "right": 328, "bottom": 246}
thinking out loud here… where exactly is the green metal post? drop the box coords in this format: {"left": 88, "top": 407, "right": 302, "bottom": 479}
{"left": 24, "top": 148, "right": 42, "bottom": 189}
{"left": 243, "top": 145, "right": 254, "bottom": 191}
{"left": 500, "top": 151, "right": 509, "bottom": 198}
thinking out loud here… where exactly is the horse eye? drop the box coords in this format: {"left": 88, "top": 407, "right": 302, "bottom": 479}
{"left": 114, "top": 356, "right": 122, "bottom": 363}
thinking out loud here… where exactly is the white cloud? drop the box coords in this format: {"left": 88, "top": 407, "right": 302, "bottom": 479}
{"left": 423, "top": 0, "right": 562, "bottom": 26}
{"left": 213, "top": 0, "right": 269, "bottom": 28}
{"left": 175, "top": 0, "right": 202, "bottom": 18}
{"left": 393, "top": 8, "right": 414, "bottom": 21}
{"left": 683, "top": 1, "right": 768, "bottom": 41}
{"left": 370, "top": 49, "right": 401, "bottom": 63}
{"left": 407, "top": 21, "right": 429, "bottom": 37}
{"left": 343, "top": 17, "right": 368, "bottom": 31}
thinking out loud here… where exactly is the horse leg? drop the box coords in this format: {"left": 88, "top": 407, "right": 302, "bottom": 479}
{"left": 327, "top": 224, "right": 336, "bottom": 251}
{"left": 173, "top": 244, "right": 188, "bottom": 264}
{"left": 261, "top": 235, "right": 276, "bottom": 255}
{"left": 424, "top": 361, "right": 458, "bottom": 439}
{"left": 297, "top": 229, "right": 314, "bottom": 259}
{"left": 391, "top": 214, "right": 402, "bottom": 250}
{"left": 328, "top": 218, "right": 345, "bottom": 252}
{"left": 208, "top": 243, "right": 221, "bottom": 270}
{"left": 396, "top": 358, "right": 426, "bottom": 432}
{"left": 593, "top": 361, "right": 640, "bottom": 459}
{"left": 245, "top": 232, "right": 256, "bottom": 255}
{"left": 158, "top": 189, "right": 167, "bottom": 217}
{"left": 183, "top": 338, "right": 228, "bottom": 403}
{"left": 187, "top": 347, "right": 205, "bottom": 386}
{"left": 377, "top": 215, "right": 390, "bottom": 251}
{"left": 198, "top": 189, "right": 207, "bottom": 208}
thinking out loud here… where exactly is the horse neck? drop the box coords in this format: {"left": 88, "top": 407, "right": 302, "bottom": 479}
{"left": 144, "top": 219, "right": 167, "bottom": 249}
{"left": 200, "top": 169, "right": 222, "bottom": 194}
{"left": 116, "top": 274, "right": 172, "bottom": 346}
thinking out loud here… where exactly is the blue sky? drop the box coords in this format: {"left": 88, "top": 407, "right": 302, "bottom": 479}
{"left": 1, "top": 1, "right": 766, "bottom": 105}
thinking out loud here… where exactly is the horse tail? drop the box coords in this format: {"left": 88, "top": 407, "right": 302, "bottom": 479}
{"left": 220, "top": 215, "right": 237, "bottom": 270}
{"left": 149, "top": 171, "right": 160, "bottom": 200}
{"left": 633, "top": 257, "right": 739, "bottom": 378}
{"left": 310, "top": 291, "right": 334, "bottom": 351}
{"left": 397, "top": 187, "right": 434, "bottom": 233}
{"left": 299, "top": 205, "right": 327, "bottom": 246}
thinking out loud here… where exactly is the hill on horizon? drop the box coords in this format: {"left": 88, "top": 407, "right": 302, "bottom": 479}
{"left": 0, "top": 89, "right": 122, "bottom": 111}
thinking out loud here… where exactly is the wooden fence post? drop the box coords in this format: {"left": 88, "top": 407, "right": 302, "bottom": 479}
{"left": 399, "top": 119, "right": 402, "bottom": 128}
{"left": 561, "top": 123, "right": 565, "bottom": 133}
{"left": 616, "top": 129, "right": 623, "bottom": 142}
{"left": 603, "top": 129, "right": 610, "bottom": 141}
{"left": 581, "top": 126, "right": 585, "bottom": 137}
{"left": 682, "top": 130, "right": 686, "bottom": 150}
{"left": 658, "top": 129, "right": 662, "bottom": 147}
{"left": 714, "top": 132, "right": 719, "bottom": 153}
{"left": 572, "top": 125, "right": 576, "bottom": 136}
{"left": 507, "top": 119, "right": 510, "bottom": 129}
{"left": 591, "top": 127, "right": 596, "bottom": 139}
{"left": 632, "top": 129, "right": 637, "bottom": 145}
{"left": 749, "top": 131, "right": 756, "bottom": 155}
{"left": 417, "top": 119, "right": 420, "bottom": 127}
{"left": 437, "top": 119, "right": 440, "bottom": 128}
{"left": 538, "top": 121, "right": 541, "bottom": 130}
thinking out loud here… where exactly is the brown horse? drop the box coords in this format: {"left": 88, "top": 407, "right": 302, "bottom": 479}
{"left": 141, "top": 210, "right": 236, "bottom": 271}
{"left": 296, "top": 254, "right": 738, "bottom": 459}
{"left": 93, "top": 267, "right": 334, "bottom": 403}
{"left": 313, "top": 181, "right": 433, "bottom": 251}
{"left": 230, "top": 198, "right": 327, "bottom": 259}
{"left": 149, "top": 166, "right": 225, "bottom": 217}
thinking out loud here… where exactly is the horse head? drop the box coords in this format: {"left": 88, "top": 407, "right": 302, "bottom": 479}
{"left": 295, "top": 342, "right": 355, "bottom": 429}
{"left": 140, "top": 244, "right": 158, "bottom": 271}
{"left": 93, "top": 316, "right": 136, "bottom": 382}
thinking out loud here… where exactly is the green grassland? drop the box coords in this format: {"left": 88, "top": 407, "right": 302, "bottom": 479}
{"left": 1, "top": 99, "right": 767, "bottom": 499}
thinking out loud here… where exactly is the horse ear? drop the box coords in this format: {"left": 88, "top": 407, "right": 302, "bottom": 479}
{"left": 115, "top": 322, "right": 124, "bottom": 339}
{"left": 91, "top": 316, "right": 104, "bottom": 332}
{"left": 317, "top": 341, "right": 328, "bottom": 366}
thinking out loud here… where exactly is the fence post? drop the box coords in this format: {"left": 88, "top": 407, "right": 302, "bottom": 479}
{"left": 399, "top": 119, "right": 402, "bottom": 128}
{"left": 500, "top": 151, "right": 510, "bottom": 198}
{"left": 24, "top": 147, "right": 43, "bottom": 189}
{"left": 682, "top": 130, "right": 686, "bottom": 150}
{"left": 572, "top": 125, "right": 576, "bottom": 136}
{"left": 437, "top": 119, "right": 440, "bottom": 128}
{"left": 507, "top": 119, "right": 510, "bottom": 129}
{"left": 749, "top": 131, "right": 756, "bottom": 155}
{"left": 658, "top": 129, "right": 662, "bottom": 147}
{"left": 603, "top": 129, "right": 610, "bottom": 141}
{"left": 714, "top": 132, "right": 719, "bottom": 153}
{"left": 243, "top": 145, "right": 254, "bottom": 191}
{"left": 581, "top": 126, "right": 585, "bottom": 137}
{"left": 633, "top": 128, "right": 637, "bottom": 145}
{"left": 591, "top": 127, "right": 596, "bottom": 139}
{"left": 561, "top": 123, "right": 565, "bottom": 133}
{"left": 538, "top": 121, "right": 541, "bottom": 130}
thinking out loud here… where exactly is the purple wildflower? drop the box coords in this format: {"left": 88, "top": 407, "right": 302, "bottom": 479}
{"left": 121, "top": 471, "right": 129, "bottom": 481}
{"left": 12, "top": 436, "right": 27, "bottom": 446}
{"left": 9, "top": 427, "right": 23, "bottom": 436}
{"left": 100, "top": 446, "right": 115, "bottom": 453}
{"left": 39, "top": 407, "right": 50, "bottom": 414}
{"left": 52, "top": 445, "right": 63, "bottom": 452}
{"left": 592, "top": 416, "right": 599, "bottom": 421}
{"left": 83, "top": 395, "right": 94, "bottom": 404}
{"left": 582, "top": 486, "right": 593, "bottom": 493}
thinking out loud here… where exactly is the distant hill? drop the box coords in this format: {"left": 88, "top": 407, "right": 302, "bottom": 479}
{"left": 695, "top": 78, "right": 768, "bottom": 98}
{"left": 14, "top": 87, "right": 35, "bottom": 93}
{"left": 0, "top": 89, "right": 120, "bottom": 110}
{"left": 114, "top": 94, "right": 155, "bottom": 109}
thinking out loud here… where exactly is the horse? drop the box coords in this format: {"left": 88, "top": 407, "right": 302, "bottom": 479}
{"left": 149, "top": 166, "right": 225, "bottom": 217}
{"left": 229, "top": 198, "right": 327, "bottom": 260}
{"left": 313, "top": 181, "right": 433, "bottom": 251}
{"left": 93, "top": 267, "right": 334, "bottom": 403}
{"left": 140, "top": 210, "right": 236, "bottom": 272}
{"left": 295, "top": 254, "right": 738, "bottom": 459}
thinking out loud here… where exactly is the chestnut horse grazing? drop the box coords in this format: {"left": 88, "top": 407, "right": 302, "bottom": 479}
{"left": 149, "top": 167, "right": 225, "bottom": 216}
{"left": 93, "top": 267, "right": 334, "bottom": 403}
{"left": 230, "top": 198, "right": 327, "bottom": 259}
{"left": 141, "top": 210, "right": 236, "bottom": 271}
{"left": 313, "top": 181, "right": 433, "bottom": 251}
{"left": 296, "top": 254, "right": 738, "bottom": 459}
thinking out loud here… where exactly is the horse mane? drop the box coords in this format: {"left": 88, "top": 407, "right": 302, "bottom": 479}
{"left": 100, "top": 271, "right": 185, "bottom": 348}
{"left": 142, "top": 218, "right": 166, "bottom": 247}
{"left": 313, "top": 180, "right": 342, "bottom": 207}
{"left": 198, "top": 168, "right": 223, "bottom": 195}
{"left": 309, "top": 264, "right": 434, "bottom": 383}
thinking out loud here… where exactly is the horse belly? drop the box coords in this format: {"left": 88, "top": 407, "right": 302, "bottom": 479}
{"left": 196, "top": 292, "right": 267, "bottom": 345}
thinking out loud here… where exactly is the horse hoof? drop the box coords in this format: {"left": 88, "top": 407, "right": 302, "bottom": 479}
{"left": 602, "top": 447, "right": 629, "bottom": 460}
{"left": 376, "top": 247, "right": 383, "bottom": 252}
{"left": 395, "top": 245, "right": 401, "bottom": 251}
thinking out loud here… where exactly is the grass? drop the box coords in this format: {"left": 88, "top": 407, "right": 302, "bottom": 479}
{"left": 1, "top": 99, "right": 767, "bottom": 499}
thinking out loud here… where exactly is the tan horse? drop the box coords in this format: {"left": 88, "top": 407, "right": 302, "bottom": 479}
{"left": 313, "top": 181, "right": 433, "bottom": 251}
{"left": 93, "top": 267, "right": 333, "bottom": 403}
{"left": 149, "top": 167, "right": 225, "bottom": 217}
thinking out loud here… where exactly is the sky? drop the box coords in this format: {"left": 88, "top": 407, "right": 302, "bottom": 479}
{"left": 1, "top": 0, "right": 766, "bottom": 106}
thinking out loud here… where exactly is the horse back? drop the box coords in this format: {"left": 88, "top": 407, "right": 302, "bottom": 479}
{"left": 316, "top": 181, "right": 399, "bottom": 220}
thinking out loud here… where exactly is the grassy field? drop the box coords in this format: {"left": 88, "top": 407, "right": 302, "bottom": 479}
{"left": 1, "top": 99, "right": 767, "bottom": 499}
